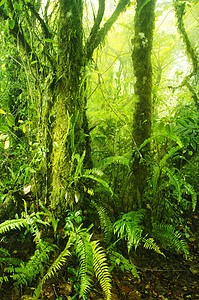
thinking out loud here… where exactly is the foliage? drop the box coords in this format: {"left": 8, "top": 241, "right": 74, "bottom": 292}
{"left": 113, "top": 210, "right": 165, "bottom": 256}
{"left": 34, "top": 212, "right": 112, "bottom": 300}
{"left": 91, "top": 200, "right": 113, "bottom": 244}
{"left": 151, "top": 223, "right": 189, "bottom": 259}
{"left": 114, "top": 210, "right": 146, "bottom": 252}
{"left": 0, "top": 0, "right": 198, "bottom": 298}
{"left": 0, "top": 213, "right": 54, "bottom": 287}
{"left": 108, "top": 250, "right": 140, "bottom": 280}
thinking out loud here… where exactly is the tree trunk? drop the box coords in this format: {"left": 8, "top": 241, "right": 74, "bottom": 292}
{"left": 46, "top": 0, "right": 92, "bottom": 214}
{"left": 0, "top": 0, "right": 132, "bottom": 216}
{"left": 124, "top": 0, "right": 156, "bottom": 211}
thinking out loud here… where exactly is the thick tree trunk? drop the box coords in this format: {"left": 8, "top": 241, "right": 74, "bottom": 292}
{"left": 123, "top": 0, "right": 156, "bottom": 211}
{"left": 0, "top": 0, "right": 132, "bottom": 217}
{"left": 46, "top": 0, "right": 92, "bottom": 214}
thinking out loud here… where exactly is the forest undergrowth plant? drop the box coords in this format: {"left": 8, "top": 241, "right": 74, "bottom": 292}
{"left": 151, "top": 223, "right": 189, "bottom": 259}
{"left": 0, "top": 213, "right": 54, "bottom": 287}
{"left": 141, "top": 120, "right": 198, "bottom": 223}
{"left": 34, "top": 210, "right": 112, "bottom": 300}
{"left": 91, "top": 200, "right": 113, "bottom": 244}
{"left": 113, "top": 210, "right": 164, "bottom": 256}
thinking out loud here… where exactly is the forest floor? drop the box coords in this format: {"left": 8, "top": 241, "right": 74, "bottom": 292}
{"left": 1, "top": 213, "right": 199, "bottom": 300}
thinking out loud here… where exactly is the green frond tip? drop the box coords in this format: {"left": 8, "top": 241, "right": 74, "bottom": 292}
{"left": 91, "top": 240, "right": 112, "bottom": 300}
{"left": 0, "top": 218, "right": 28, "bottom": 234}
{"left": 143, "top": 237, "right": 165, "bottom": 257}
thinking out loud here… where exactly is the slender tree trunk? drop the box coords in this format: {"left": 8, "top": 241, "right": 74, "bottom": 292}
{"left": 123, "top": 0, "right": 156, "bottom": 211}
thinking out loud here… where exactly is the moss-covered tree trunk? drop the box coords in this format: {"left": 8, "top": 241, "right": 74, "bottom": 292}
{"left": 124, "top": 0, "right": 156, "bottom": 211}
{"left": 0, "top": 0, "right": 131, "bottom": 216}
{"left": 45, "top": 0, "right": 89, "bottom": 213}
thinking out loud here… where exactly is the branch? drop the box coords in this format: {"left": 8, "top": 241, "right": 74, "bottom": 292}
{"left": 173, "top": 0, "right": 199, "bottom": 111}
{"left": 85, "top": 0, "right": 131, "bottom": 61}
{"left": 25, "top": 1, "right": 56, "bottom": 70}
{"left": 183, "top": 78, "right": 199, "bottom": 111}
{"left": 173, "top": 0, "right": 198, "bottom": 75}
{"left": 26, "top": 2, "right": 52, "bottom": 39}
{"left": 86, "top": 0, "right": 105, "bottom": 54}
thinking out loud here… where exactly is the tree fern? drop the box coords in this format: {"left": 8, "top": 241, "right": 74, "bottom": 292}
{"left": 91, "top": 240, "right": 112, "bottom": 300}
{"left": 151, "top": 223, "right": 189, "bottom": 258}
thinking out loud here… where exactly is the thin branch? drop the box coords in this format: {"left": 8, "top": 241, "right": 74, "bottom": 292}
{"left": 172, "top": 0, "right": 199, "bottom": 110}
{"left": 26, "top": 2, "right": 52, "bottom": 39}
{"left": 85, "top": 0, "right": 131, "bottom": 61}
{"left": 85, "top": 0, "right": 105, "bottom": 57}
{"left": 173, "top": 0, "right": 198, "bottom": 75}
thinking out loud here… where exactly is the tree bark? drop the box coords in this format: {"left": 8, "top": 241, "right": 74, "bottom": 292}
{"left": 124, "top": 0, "right": 156, "bottom": 211}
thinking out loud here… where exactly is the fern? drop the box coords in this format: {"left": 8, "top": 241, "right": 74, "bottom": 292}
{"left": 34, "top": 222, "right": 112, "bottom": 300}
{"left": 92, "top": 201, "right": 113, "bottom": 243}
{"left": 143, "top": 237, "right": 165, "bottom": 256}
{"left": 100, "top": 155, "right": 130, "bottom": 171}
{"left": 181, "top": 181, "right": 198, "bottom": 211}
{"left": 82, "top": 173, "right": 113, "bottom": 195}
{"left": 33, "top": 236, "right": 72, "bottom": 300}
{"left": 151, "top": 223, "right": 189, "bottom": 258}
{"left": 114, "top": 210, "right": 146, "bottom": 252}
{"left": 0, "top": 214, "right": 53, "bottom": 289}
{"left": 74, "top": 231, "right": 93, "bottom": 298}
{"left": 91, "top": 240, "right": 112, "bottom": 300}
{"left": 108, "top": 250, "right": 140, "bottom": 280}
{"left": 10, "top": 241, "right": 54, "bottom": 287}
{"left": 0, "top": 218, "right": 29, "bottom": 234}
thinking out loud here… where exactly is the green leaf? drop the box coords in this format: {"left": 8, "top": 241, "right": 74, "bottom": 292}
{"left": 42, "top": 38, "right": 54, "bottom": 43}
{"left": 8, "top": 20, "right": 15, "bottom": 30}
{"left": 0, "top": 109, "right": 6, "bottom": 114}
{"left": 0, "top": 0, "right": 6, "bottom": 7}
{"left": 6, "top": 114, "right": 15, "bottom": 127}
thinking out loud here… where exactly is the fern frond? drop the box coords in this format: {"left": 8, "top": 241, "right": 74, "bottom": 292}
{"left": 33, "top": 237, "right": 72, "bottom": 300}
{"left": 101, "top": 156, "right": 130, "bottom": 170}
{"left": 91, "top": 240, "right": 112, "bottom": 300}
{"left": 92, "top": 201, "right": 113, "bottom": 243}
{"left": 159, "top": 146, "right": 181, "bottom": 169}
{"left": 109, "top": 250, "right": 140, "bottom": 280}
{"left": 164, "top": 167, "right": 182, "bottom": 202}
{"left": 12, "top": 241, "right": 54, "bottom": 287}
{"left": 42, "top": 237, "right": 72, "bottom": 283}
{"left": 143, "top": 237, "right": 165, "bottom": 256}
{"left": 0, "top": 218, "right": 28, "bottom": 234}
{"left": 114, "top": 210, "right": 145, "bottom": 252}
{"left": 82, "top": 174, "right": 113, "bottom": 195}
{"left": 152, "top": 223, "right": 189, "bottom": 258}
{"left": 75, "top": 233, "right": 93, "bottom": 297}
{"left": 183, "top": 181, "right": 198, "bottom": 211}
